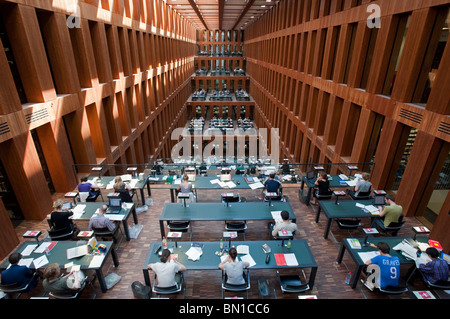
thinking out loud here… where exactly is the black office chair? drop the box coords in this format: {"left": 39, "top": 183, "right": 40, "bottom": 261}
{"left": 48, "top": 227, "right": 75, "bottom": 241}
{"left": 118, "top": 189, "right": 134, "bottom": 203}
{"left": 314, "top": 189, "right": 333, "bottom": 201}
{"left": 152, "top": 273, "right": 185, "bottom": 298}
{"left": 349, "top": 190, "right": 372, "bottom": 200}
{"left": 0, "top": 274, "right": 39, "bottom": 299}
{"left": 221, "top": 193, "right": 245, "bottom": 204}
{"left": 48, "top": 276, "right": 96, "bottom": 299}
{"left": 167, "top": 221, "right": 192, "bottom": 240}
{"left": 92, "top": 224, "right": 124, "bottom": 250}
{"left": 276, "top": 270, "right": 310, "bottom": 294}
{"left": 224, "top": 221, "right": 247, "bottom": 240}
{"left": 86, "top": 189, "right": 102, "bottom": 202}
{"left": 417, "top": 268, "right": 450, "bottom": 296}
{"left": 375, "top": 215, "right": 405, "bottom": 236}
{"left": 378, "top": 278, "right": 409, "bottom": 295}
{"left": 221, "top": 269, "right": 250, "bottom": 299}
{"left": 335, "top": 218, "right": 361, "bottom": 230}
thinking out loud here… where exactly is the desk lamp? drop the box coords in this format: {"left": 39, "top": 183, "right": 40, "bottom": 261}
{"left": 347, "top": 166, "right": 358, "bottom": 176}
{"left": 265, "top": 192, "right": 278, "bottom": 207}
{"left": 333, "top": 191, "right": 346, "bottom": 205}
{"left": 91, "top": 166, "right": 103, "bottom": 178}
{"left": 178, "top": 193, "right": 190, "bottom": 207}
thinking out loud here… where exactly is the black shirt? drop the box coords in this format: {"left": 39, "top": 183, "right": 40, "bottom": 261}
{"left": 50, "top": 211, "right": 74, "bottom": 231}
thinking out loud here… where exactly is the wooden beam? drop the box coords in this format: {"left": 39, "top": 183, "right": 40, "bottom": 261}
{"left": 218, "top": 0, "right": 225, "bottom": 30}
{"left": 232, "top": 0, "right": 256, "bottom": 30}
{"left": 187, "top": 0, "right": 209, "bottom": 30}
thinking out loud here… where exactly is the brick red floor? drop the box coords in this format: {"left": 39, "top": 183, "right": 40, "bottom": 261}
{"left": 3, "top": 184, "right": 445, "bottom": 300}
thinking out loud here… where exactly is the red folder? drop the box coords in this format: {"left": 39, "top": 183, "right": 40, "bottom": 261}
{"left": 274, "top": 253, "right": 287, "bottom": 266}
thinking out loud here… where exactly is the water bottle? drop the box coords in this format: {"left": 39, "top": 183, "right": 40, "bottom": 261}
{"left": 220, "top": 238, "right": 223, "bottom": 250}
{"left": 162, "top": 236, "right": 167, "bottom": 249}
{"left": 286, "top": 239, "right": 291, "bottom": 249}
{"left": 345, "top": 272, "right": 352, "bottom": 284}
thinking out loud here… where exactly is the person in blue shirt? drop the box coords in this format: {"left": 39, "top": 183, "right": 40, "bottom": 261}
{"left": 259, "top": 173, "right": 282, "bottom": 200}
{"left": 1, "top": 252, "right": 38, "bottom": 292}
{"left": 78, "top": 176, "right": 100, "bottom": 198}
{"left": 364, "top": 242, "right": 400, "bottom": 289}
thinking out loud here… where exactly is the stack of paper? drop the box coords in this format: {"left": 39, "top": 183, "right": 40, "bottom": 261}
{"left": 236, "top": 245, "right": 249, "bottom": 254}
{"left": 358, "top": 251, "right": 379, "bottom": 264}
{"left": 240, "top": 254, "right": 256, "bottom": 267}
{"left": 249, "top": 182, "right": 264, "bottom": 190}
{"left": 346, "top": 180, "right": 357, "bottom": 187}
{"left": 393, "top": 240, "right": 418, "bottom": 260}
{"left": 364, "top": 205, "right": 380, "bottom": 215}
{"left": 271, "top": 211, "right": 283, "bottom": 223}
{"left": 185, "top": 246, "right": 203, "bottom": 261}
{"left": 33, "top": 255, "right": 49, "bottom": 269}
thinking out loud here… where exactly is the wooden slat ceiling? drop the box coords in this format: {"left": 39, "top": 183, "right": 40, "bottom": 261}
{"left": 164, "top": 0, "right": 280, "bottom": 30}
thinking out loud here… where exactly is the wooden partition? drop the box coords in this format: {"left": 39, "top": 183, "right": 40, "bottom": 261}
{"left": 0, "top": 0, "right": 196, "bottom": 260}
{"left": 245, "top": 0, "right": 450, "bottom": 250}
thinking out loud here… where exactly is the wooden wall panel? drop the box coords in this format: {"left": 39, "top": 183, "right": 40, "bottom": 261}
{"left": 0, "top": 200, "right": 19, "bottom": 261}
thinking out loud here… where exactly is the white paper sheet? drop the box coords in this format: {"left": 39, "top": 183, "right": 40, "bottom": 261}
{"left": 240, "top": 254, "right": 256, "bottom": 267}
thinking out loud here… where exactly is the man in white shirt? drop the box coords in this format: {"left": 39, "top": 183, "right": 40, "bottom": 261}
{"left": 271, "top": 210, "right": 298, "bottom": 238}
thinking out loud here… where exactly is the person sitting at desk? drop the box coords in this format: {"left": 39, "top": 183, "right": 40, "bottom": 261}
{"left": 372, "top": 194, "right": 403, "bottom": 228}
{"left": 270, "top": 210, "right": 298, "bottom": 238}
{"left": 1, "top": 252, "right": 38, "bottom": 292}
{"left": 49, "top": 199, "right": 76, "bottom": 233}
{"left": 88, "top": 205, "right": 117, "bottom": 232}
{"left": 147, "top": 249, "right": 186, "bottom": 288}
{"left": 219, "top": 247, "right": 249, "bottom": 285}
{"left": 347, "top": 173, "right": 371, "bottom": 197}
{"left": 280, "top": 159, "right": 291, "bottom": 175}
{"left": 176, "top": 174, "right": 195, "bottom": 202}
{"left": 259, "top": 173, "right": 282, "bottom": 200}
{"left": 114, "top": 176, "right": 134, "bottom": 202}
{"left": 363, "top": 242, "right": 400, "bottom": 290}
{"left": 42, "top": 263, "right": 84, "bottom": 296}
{"left": 418, "top": 247, "right": 449, "bottom": 283}
{"left": 77, "top": 176, "right": 100, "bottom": 199}
{"left": 113, "top": 176, "right": 132, "bottom": 192}
{"left": 311, "top": 172, "right": 332, "bottom": 205}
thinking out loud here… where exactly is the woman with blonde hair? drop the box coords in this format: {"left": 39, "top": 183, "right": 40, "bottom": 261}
{"left": 49, "top": 199, "right": 75, "bottom": 232}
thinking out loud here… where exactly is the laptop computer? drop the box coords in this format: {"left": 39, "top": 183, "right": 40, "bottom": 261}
{"left": 441, "top": 252, "right": 450, "bottom": 265}
{"left": 373, "top": 195, "right": 386, "bottom": 206}
{"left": 306, "top": 170, "right": 316, "bottom": 180}
{"left": 107, "top": 197, "right": 122, "bottom": 213}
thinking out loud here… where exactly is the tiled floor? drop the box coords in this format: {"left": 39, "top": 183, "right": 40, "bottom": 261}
{"left": 3, "top": 184, "right": 447, "bottom": 300}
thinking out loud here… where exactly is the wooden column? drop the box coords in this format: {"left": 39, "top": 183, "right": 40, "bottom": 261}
{"left": 35, "top": 121, "right": 77, "bottom": 192}
{"left": 1, "top": 4, "right": 57, "bottom": 102}
{"left": 426, "top": 33, "right": 450, "bottom": 115}
{"left": 370, "top": 118, "right": 405, "bottom": 190}
{"left": 0, "top": 41, "right": 22, "bottom": 114}
{"left": 0, "top": 132, "right": 53, "bottom": 220}
{"left": 429, "top": 193, "right": 450, "bottom": 253}
{"left": 396, "top": 132, "right": 446, "bottom": 217}
{"left": 0, "top": 200, "right": 19, "bottom": 261}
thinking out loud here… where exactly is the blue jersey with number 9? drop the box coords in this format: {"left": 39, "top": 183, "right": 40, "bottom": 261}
{"left": 371, "top": 255, "right": 400, "bottom": 289}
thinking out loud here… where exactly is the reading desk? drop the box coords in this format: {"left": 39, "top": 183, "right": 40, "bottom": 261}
{"left": 0, "top": 240, "right": 118, "bottom": 293}
{"left": 143, "top": 240, "right": 317, "bottom": 290}
{"left": 159, "top": 201, "right": 295, "bottom": 238}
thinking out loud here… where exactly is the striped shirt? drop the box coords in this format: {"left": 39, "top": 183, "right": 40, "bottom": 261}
{"left": 419, "top": 258, "right": 449, "bottom": 283}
